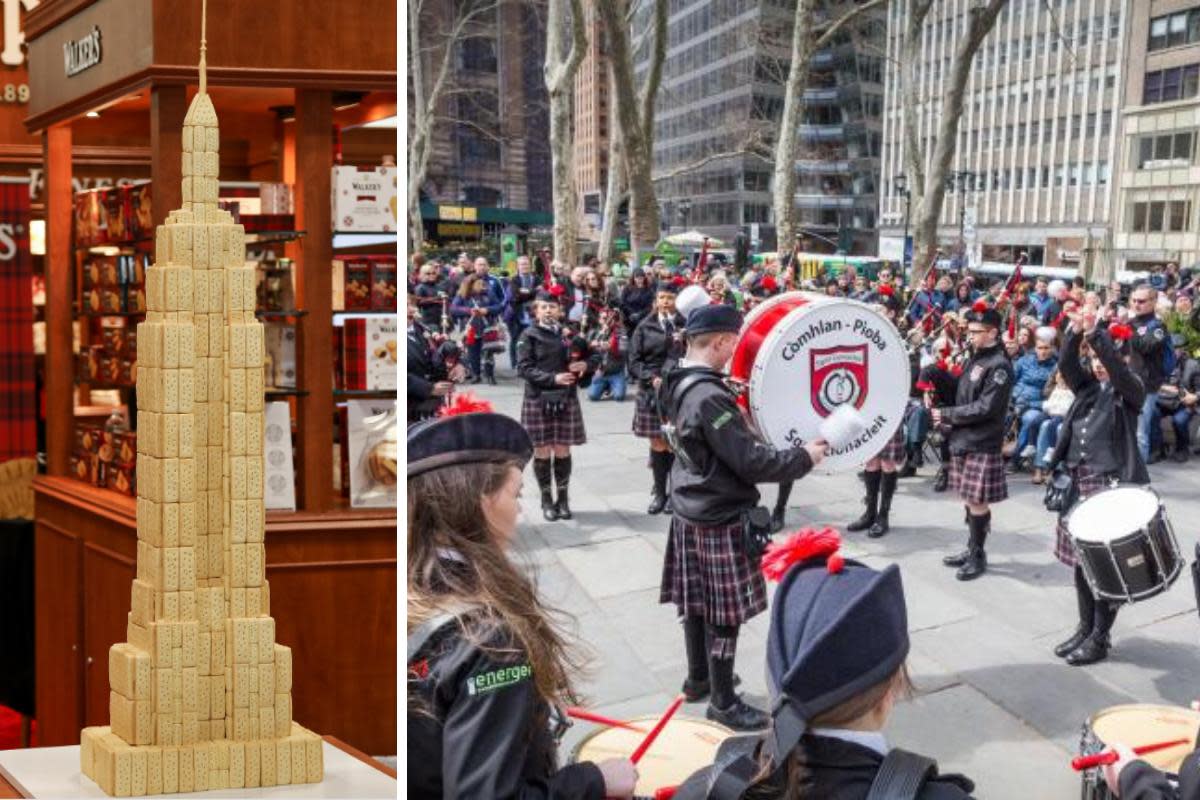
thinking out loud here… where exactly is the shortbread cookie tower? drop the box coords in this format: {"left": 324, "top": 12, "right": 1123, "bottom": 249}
{"left": 80, "top": 3, "right": 323, "bottom": 795}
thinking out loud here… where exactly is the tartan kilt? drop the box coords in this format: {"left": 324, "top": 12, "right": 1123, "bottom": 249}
{"left": 632, "top": 390, "right": 663, "bottom": 439}
{"left": 521, "top": 392, "right": 587, "bottom": 447}
{"left": 950, "top": 451, "right": 1008, "bottom": 505}
{"left": 873, "top": 423, "right": 907, "bottom": 464}
{"left": 659, "top": 515, "right": 767, "bottom": 629}
{"left": 1054, "top": 465, "right": 1113, "bottom": 568}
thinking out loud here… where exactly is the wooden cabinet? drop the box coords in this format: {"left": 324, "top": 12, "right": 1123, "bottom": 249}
{"left": 33, "top": 475, "right": 397, "bottom": 756}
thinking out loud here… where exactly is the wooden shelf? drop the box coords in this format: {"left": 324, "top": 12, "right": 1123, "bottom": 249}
{"left": 335, "top": 389, "right": 397, "bottom": 399}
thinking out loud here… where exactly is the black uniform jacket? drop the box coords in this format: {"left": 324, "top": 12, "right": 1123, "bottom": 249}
{"left": 1048, "top": 327, "right": 1149, "bottom": 484}
{"left": 941, "top": 343, "right": 1014, "bottom": 455}
{"left": 619, "top": 285, "right": 654, "bottom": 332}
{"left": 663, "top": 366, "right": 813, "bottom": 525}
{"left": 516, "top": 324, "right": 597, "bottom": 399}
{"left": 672, "top": 734, "right": 974, "bottom": 799}
{"left": 408, "top": 613, "right": 604, "bottom": 800}
{"left": 408, "top": 322, "right": 448, "bottom": 423}
{"left": 1119, "top": 752, "right": 1200, "bottom": 800}
{"left": 1129, "top": 312, "right": 1168, "bottom": 392}
{"left": 627, "top": 313, "right": 686, "bottom": 391}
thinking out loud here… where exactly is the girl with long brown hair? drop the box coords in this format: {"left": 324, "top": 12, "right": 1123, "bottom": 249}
{"left": 407, "top": 402, "right": 637, "bottom": 798}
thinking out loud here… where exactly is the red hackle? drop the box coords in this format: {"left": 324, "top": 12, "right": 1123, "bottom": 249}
{"left": 549, "top": 283, "right": 566, "bottom": 298}
{"left": 761, "top": 527, "right": 844, "bottom": 581}
{"left": 879, "top": 284, "right": 895, "bottom": 297}
{"left": 762, "top": 275, "right": 778, "bottom": 293}
{"left": 916, "top": 380, "right": 936, "bottom": 392}
{"left": 971, "top": 298, "right": 989, "bottom": 314}
{"left": 950, "top": 363, "right": 964, "bottom": 377}
{"left": 437, "top": 392, "right": 494, "bottom": 417}
{"left": 1109, "top": 322, "right": 1133, "bottom": 341}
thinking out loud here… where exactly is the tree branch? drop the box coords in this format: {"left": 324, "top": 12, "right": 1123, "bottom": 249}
{"left": 638, "top": 0, "right": 668, "bottom": 133}
{"left": 652, "top": 147, "right": 772, "bottom": 182}
{"left": 814, "top": 0, "right": 890, "bottom": 51}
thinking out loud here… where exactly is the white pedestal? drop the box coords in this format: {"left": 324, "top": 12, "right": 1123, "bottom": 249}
{"left": 0, "top": 741, "right": 396, "bottom": 798}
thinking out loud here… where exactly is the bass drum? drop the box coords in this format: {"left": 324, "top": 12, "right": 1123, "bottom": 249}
{"left": 730, "top": 292, "right": 909, "bottom": 473}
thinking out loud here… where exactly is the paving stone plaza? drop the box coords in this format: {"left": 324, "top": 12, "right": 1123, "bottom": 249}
{"left": 473, "top": 370, "right": 1200, "bottom": 799}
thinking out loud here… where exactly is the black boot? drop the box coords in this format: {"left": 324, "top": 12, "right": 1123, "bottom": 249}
{"left": 897, "top": 445, "right": 917, "bottom": 478}
{"left": 943, "top": 506, "right": 973, "bottom": 566}
{"left": 956, "top": 512, "right": 989, "bottom": 581}
{"left": 553, "top": 455, "right": 573, "bottom": 520}
{"left": 680, "top": 617, "right": 710, "bottom": 701}
{"left": 847, "top": 470, "right": 881, "bottom": 532}
{"left": 534, "top": 458, "right": 558, "bottom": 521}
{"left": 647, "top": 450, "right": 671, "bottom": 515}
{"left": 1067, "top": 601, "right": 1118, "bottom": 666}
{"left": 869, "top": 472, "right": 897, "bottom": 538}
{"left": 1055, "top": 566, "right": 1096, "bottom": 658}
{"left": 704, "top": 627, "right": 768, "bottom": 731}
{"left": 771, "top": 481, "right": 794, "bottom": 533}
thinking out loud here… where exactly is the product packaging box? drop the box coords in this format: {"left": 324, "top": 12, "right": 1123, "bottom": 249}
{"left": 341, "top": 317, "right": 397, "bottom": 391}
{"left": 331, "top": 165, "right": 397, "bottom": 232}
{"left": 345, "top": 401, "right": 396, "bottom": 508}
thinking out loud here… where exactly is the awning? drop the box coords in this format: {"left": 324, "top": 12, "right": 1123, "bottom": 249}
{"left": 420, "top": 202, "right": 553, "bottom": 226}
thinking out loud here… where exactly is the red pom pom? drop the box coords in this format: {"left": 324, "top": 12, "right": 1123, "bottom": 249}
{"left": 879, "top": 284, "right": 895, "bottom": 297}
{"left": 826, "top": 553, "right": 845, "bottom": 574}
{"left": 935, "top": 359, "right": 948, "bottom": 371}
{"left": 549, "top": 283, "right": 566, "bottom": 298}
{"left": 437, "top": 392, "right": 494, "bottom": 417}
{"left": 671, "top": 275, "right": 686, "bottom": 287}
{"left": 761, "top": 527, "right": 843, "bottom": 581}
{"left": 1108, "top": 322, "right": 1133, "bottom": 341}
{"left": 950, "top": 364, "right": 964, "bottom": 377}
{"left": 762, "top": 275, "right": 778, "bottom": 292}
{"left": 972, "top": 299, "right": 989, "bottom": 313}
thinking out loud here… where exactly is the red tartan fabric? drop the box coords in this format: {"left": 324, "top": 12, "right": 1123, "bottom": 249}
{"left": 1054, "top": 465, "right": 1111, "bottom": 567}
{"left": 631, "top": 391, "right": 662, "bottom": 438}
{"left": 0, "top": 184, "right": 35, "bottom": 461}
{"left": 950, "top": 452, "right": 1009, "bottom": 504}
{"left": 342, "top": 318, "right": 366, "bottom": 390}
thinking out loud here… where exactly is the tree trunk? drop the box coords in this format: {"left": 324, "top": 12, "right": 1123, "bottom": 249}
{"left": 909, "top": 0, "right": 1008, "bottom": 284}
{"left": 545, "top": 0, "right": 588, "bottom": 268}
{"left": 901, "top": 1, "right": 932, "bottom": 229}
{"left": 598, "top": 118, "right": 625, "bottom": 262}
{"left": 408, "top": 139, "right": 428, "bottom": 255}
{"left": 772, "top": 0, "right": 814, "bottom": 252}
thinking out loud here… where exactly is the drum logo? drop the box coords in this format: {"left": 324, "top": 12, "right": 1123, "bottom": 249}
{"left": 810, "top": 345, "right": 868, "bottom": 417}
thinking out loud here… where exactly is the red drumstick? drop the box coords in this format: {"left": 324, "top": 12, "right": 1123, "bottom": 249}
{"left": 654, "top": 789, "right": 677, "bottom": 800}
{"left": 565, "top": 707, "right": 645, "bottom": 732}
{"left": 630, "top": 695, "right": 685, "bottom": 764}
{"left": 1071, "top": 738, "right": 1191, "bottom": 771}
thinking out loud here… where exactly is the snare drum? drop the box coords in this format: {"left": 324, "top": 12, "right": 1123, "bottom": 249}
{"left": 571, "top": 715, "right": 732, "bottom": 798}
{"left": 1067, "top": 486, "right": 1183, "bottom": 603}
{"left": 1078, "top": 704, "right": 1200, "bottom": 799}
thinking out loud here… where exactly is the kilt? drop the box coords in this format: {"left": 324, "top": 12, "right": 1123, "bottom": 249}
{"left": 873, "top": 423, "right": 907, "bottom": 464}
{"left": 632, "top": 391, "right": 663, "bottom": 439}
{"left": 660, "top": 515, "right": 767, "bottom": 653}
{"left": 1053, "top": 465, "right": 1113, "bottom": 568}
{"left": 950, "top": 451, "right": 1008, "bottom": 505}
{"left": 521, "top": 392, "right": 587, "bottom": 447}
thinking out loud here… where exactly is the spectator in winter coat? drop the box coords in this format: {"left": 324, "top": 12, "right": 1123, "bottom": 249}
{"left": 1009, "top": 332, "right": 1059, "bottom": 472}
{"left": 619, "top": 268, "right": 655, "bottom": 334}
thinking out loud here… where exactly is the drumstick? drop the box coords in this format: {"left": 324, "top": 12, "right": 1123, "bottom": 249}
{"left": 630, "top": 694, "right": 685, "bottom": 764}
{"left": 565, "top": 707, "right": 646, "bottom": 732}
{"left": 653, "top": 789, "right": 677, "bottom": 800}
{"left": 1071, "top": 738, "right": 1191, "bottom": 771}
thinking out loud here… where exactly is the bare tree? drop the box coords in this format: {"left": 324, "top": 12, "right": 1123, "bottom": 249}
{"left": 597, "top": 115, "right": 626, "bottom": 262}
{"left": 407, "top": 0, "right": 498, "bottom": 254}
{"left": 903, "top": 0, "right": 1009, "bottom": 283}
{"left": 544, "top": 0, "right": 588, "bottom": 267}
{"left": 772, "top": 0, "right": 889, "bottom": 249}
{"left": 596, "top": 0, "right": 668, "bottom": 260}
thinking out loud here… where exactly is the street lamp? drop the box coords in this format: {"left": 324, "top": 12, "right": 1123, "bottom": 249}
{"left": 678, "top": 198, "right": 692, "bottom": 231}
{"left": 894, "top": 173, "right": 911, "bottom": 269}
{"left": 946, "top": 170, "right": 977, "bottom": 269}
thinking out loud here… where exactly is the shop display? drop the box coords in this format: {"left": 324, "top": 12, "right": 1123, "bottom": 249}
{"left": 345, "top": 401, "right": 396, "bottom": 509}
{"left": 79, "top": 37, "right": 323, "bottom": 796}
{"left": 264, "top": 325, "right": 297, "bottom": 389}
{"left": 75, "top": 184, "right": 154, "bottom": 247}
{"left": 263, "top": 401, "right": 296, "bottom": 512}
{"left": 254, "top": 255, "right": 295, "bottom": 312}
{"left": 332, "top": 255, "right": 397, "bottom": 312}
{"left": 341, "top": 316, "right": 397, "bottom": 391}
{"left": 331, "top": 165, "right": 396, "bottom": 232}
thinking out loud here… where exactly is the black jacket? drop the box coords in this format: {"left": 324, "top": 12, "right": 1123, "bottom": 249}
{"left": 507, "top": 273, "right": 539, "bottom": 325}
{"left": 662, "top": 366, "right": 813, "bottom": 525}
{"left": 1119, "top": 751, "right": 1200, "bottom": 800}
{"left": 415, "top": 281, "right": 449, "bottom": 330}
{"left": 1048, "top": 327, "right": 1149, "bottom": 485}
{"left": 1129, "top": 312, "right": 1169, "bottom": 392}
{"left": 941, "top": 343, "right": 1014, "bottom": 455}
{"left": 673, "top": 734, "right": 974, "bottom": 799}
{"left": 407, "top": 613, "right": 604, "bottom": 800}
{"left": 516, "top": 324, "right": 597, "bottom": 399}
{"left": 628, "top": 313, "right": 686, "bottom": 391}
{"left": 407, "top": 322, "right": 447, "bottom": 423}
{"left": 619, "top": 284, "right": 655, "bottom": 333}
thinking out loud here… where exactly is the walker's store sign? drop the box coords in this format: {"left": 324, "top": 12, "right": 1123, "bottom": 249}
{"left": 63, "top": 25, "right": 101, "bottom": 77}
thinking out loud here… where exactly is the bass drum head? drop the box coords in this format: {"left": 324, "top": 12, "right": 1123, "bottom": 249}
{"left": 571, "top": 715, "right": 733, "bottom": 795}
{"left": 748, "top": 297, "right": 909, "bottom": 472}
{"left": 1088, "top": 704, "right": 1200, "bottom": 773}
{"left": 1069, "top": 486, "right": 1161, "bottom": 544}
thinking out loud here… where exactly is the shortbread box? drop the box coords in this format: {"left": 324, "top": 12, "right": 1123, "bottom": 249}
{"left": 331, "top": 165, "right": 396, "bottom": 232}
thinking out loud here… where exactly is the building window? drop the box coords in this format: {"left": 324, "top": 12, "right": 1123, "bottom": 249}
{"left": 463, "top": 185, "right": 502, "bottom": 206}
{"left": 1170, "top": 200, "right": 1192, "bottom": 231}
{"left": 1149, "top": 8, "right": 1200, "bottom": 51}
{"left": 459, "top": 38, "right": 498, "bottom": 72}
{"left": 1130, "top": 200, "right": 1192, "bottom": 232}
{"left": 1144, "top": 64, "right": 1200, "bottom": 104}
{"left": 1134, "top": 131, "right": 1195, "bottom": 168}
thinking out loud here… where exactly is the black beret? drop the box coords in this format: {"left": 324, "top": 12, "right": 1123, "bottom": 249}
{"left": 967, "top": 306, "right": 1003, "bottom": 329}
{"left": 766, "top": 554, "right": 909, "bottom": 758}
{"left": 407, "top": 411, "right": 533, "bottom": 479}
{"left": 535, "top": 288, "right": 559, "bottom": 303}
{"left": 655, "top": 281, "right": 680, "bottom": 295}
{"left": 685, "top": 303, "right": 742, "bottom": 336}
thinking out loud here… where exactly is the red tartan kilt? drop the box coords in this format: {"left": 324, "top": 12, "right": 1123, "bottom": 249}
{"left": 659, "top": 515, "right": 767, "bottom": 627}
{"left": 632, "top": 392, "right": 662, "bottom": 438}
{"left": 950, "top": 452, "right": 1008, "bottom": 504}
{"left": 1054, "top": 465, "right": 1113, "bottom": 567}
{"left": 521, "top": 392, "right": 586, "bottom": 447}
{"left": 872, "top": 424, "right": 906, "bottom": 464}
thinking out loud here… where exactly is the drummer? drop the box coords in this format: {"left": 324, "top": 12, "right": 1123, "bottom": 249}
{"left": 1047, "top": 310, "right": 1149, "bottom": 666}
{"left": 659, "top": 304, "right": 826, "bottom": 731}
{"left": 407, "top": 402, "right": 638, "bottom": 798}
{"left": 1104, "top": 744, "right": 1200, "bottom": 798}
{"left": 670, "top": 529, "right": 975, "bottom": 798}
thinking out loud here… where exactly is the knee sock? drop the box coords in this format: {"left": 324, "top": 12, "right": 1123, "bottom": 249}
{"left": 706, "top": 624, "right": 740, "bottom": 709}
{"left": 1073, "top": 566, "right": 1095, "bottom": 634}
{"left": 682, "top": 617, "right": 709, "bottom": 684}
{"left": 553, "top": 455, "right": 572, "bottom": 495}
{"left": 774, "top": 480, "right": 794, "bottom": 515}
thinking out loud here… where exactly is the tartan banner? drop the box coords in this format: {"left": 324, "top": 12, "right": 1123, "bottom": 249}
{"left": 0, "top": 183, "right": 34, "bottom": 461}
